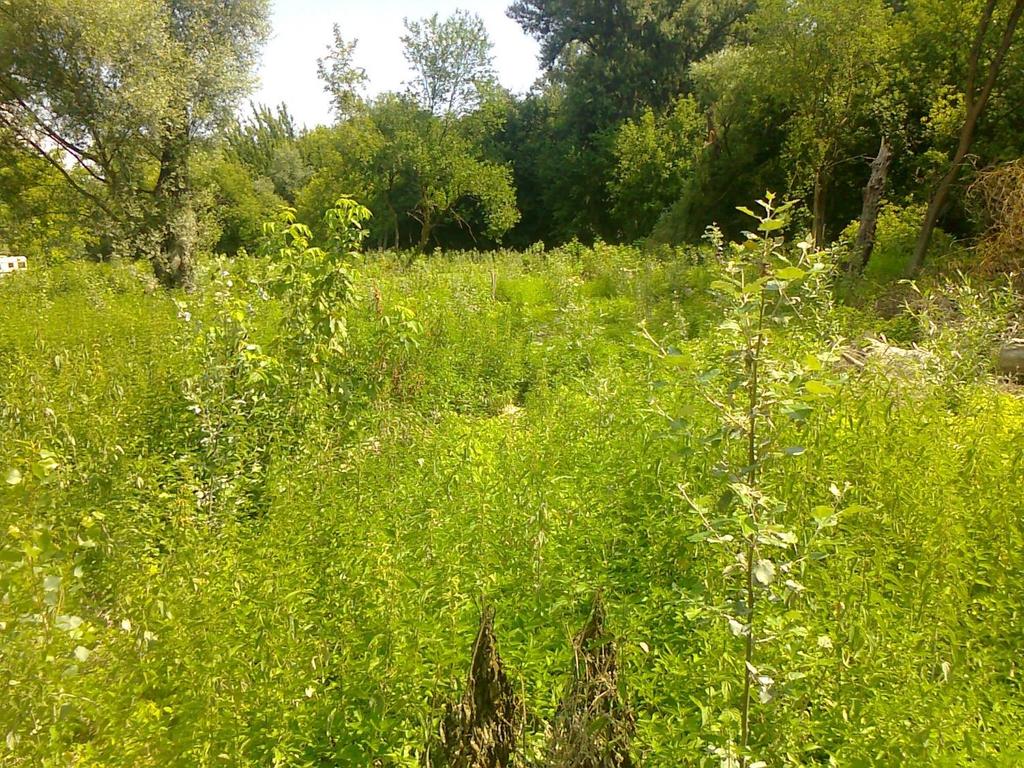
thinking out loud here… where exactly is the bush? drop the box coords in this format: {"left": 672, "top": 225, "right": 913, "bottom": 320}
{"left": 194, "top": 154, "right": 285, "bottom": 256}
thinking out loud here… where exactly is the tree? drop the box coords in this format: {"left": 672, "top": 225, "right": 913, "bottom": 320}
{"left": 697, "top": 0, "right": 901, "bottom": 247}
{"left": 299, "top": 14, "right": 517, "bottom": 251}
{"left": 852, "top": 136, "right": 894, "bottom": 272}
{"left": 152, "top": 0, "right": 269, "bottom": 287}
{"left": 608, "top": 96, "right": 706, "bottom": 240}
{"left": 0, "top": 0, "right": 269, "bottom": 287}
{"left": 225, "top": 103, "right": 310, "bottom": 202}
{"left": 317, "top": 25, "right": 368, "bottom": 121}
{"left": 0, "top": 1, "right": 173, "bottom": 223}
{"left": 403, "top": 107, "right": 520, "bottom": 251}
{"left": 0, "top": 129, "right": 98, "bottom": 262}
{"left": 510, "top": 0, "right": 753, "bottom": 127}
{"left": 401, "top": 11, "right": 496, "bottom": 118}
{"left": 297, "top": 115, "right": 402, "bottom": 249}
{"left": 492, "top": 88, "right": 572, "bottom": 246}
{"left": 910, "top": 0, "right": 1024, "bottom": 274}
{"left": 505, "top": 0, "right": 753, "bottom": 242}
{"left": 193, "top": 151, "right": 284, "bottom": 256}
{"left": 296, "top": 95, "right": 519, "bottom": 252}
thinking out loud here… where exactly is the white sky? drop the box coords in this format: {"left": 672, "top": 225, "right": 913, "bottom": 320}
{"left": 253, "top": 0, "right": 543, "bottom": 128}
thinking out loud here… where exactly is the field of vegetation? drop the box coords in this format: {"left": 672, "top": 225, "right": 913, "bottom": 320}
{"left": 3, "top": 200, "right": 1023, "bottom": 765}
{"left": 3, "top": 0, "right": 1024, "bottom": 765}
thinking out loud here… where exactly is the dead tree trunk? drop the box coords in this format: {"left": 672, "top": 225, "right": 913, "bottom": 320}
{"left": 852, "top": 136, "right": 893, "bottom": 273}
{"left": 431, "top": 608, "right": 522, "bottom": 768}
{"left": 910, "top": 0, "right": 1024, "bottom": 276}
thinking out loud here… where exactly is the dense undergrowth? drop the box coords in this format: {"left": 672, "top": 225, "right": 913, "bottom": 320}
{"left": 1, "top": 232, "right": 1022, "bottom": 766}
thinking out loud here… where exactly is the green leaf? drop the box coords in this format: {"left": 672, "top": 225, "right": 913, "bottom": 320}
{"left": 56, "top": 615, "right": 84, "bottom": 632}
{"left": 782, "top": 401, "right": 813, "bottom": 422}
{"left": 729, "top": 618, "right": 748, "bottom": 637}
{"left": 812, "top": 505, "right": 834, "bottom": 522}
{"left": 802, "top": 354, "right": 823, "bottom": 372}
{"left": 32, "top": 451, "right": 59, "bottom": 480}
{"left": 774, "top": 530, "right": 798, "bottom": 546}
{"left": 3, "top": 468, "right": 22, "bottom": 486}
{"left": 804, "top": 380, "right": 834, "bottom": 396}
{"left": 776, "top": 266, "right": 806, "bottom": 281}
{"left": 709, "top": 280, "right": 739, "bottom": 296}
{"left": 843, "top": 504, "right": 871, "bottom": 516}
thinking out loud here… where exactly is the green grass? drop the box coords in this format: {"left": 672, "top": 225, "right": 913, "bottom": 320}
{"left": 1, "top": 247, "right": 1022, "bottom": 766}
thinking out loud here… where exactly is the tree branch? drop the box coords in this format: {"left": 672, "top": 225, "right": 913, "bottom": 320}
{"left": 966, "top": 0, "right": 998, "bottom": 106}
{"left": 0, "top": 117, "right": 112, "bottom": 215}
{"left": 0, "top": 84, "right": 109, "bottom": 185}
{"left": 976, "top": 0, "right": 1024, "bottom": 110}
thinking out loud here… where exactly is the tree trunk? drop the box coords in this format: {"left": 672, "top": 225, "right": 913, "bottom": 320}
{"left": 909, "top": 97, "right": 987, "bottom": 276}
{"left": 812, "top": 166, "right": 828, "bottom": 248}
{"left": 417, "top": 216, "right": 434, "bottom": 253}
{"left": 910, "top": 0, "right": 1024, "bottom": 275}
{"left": 385, "top": 180, "right": 400, "bottom": 251}
{"left": 908, "top": 141, "right": 967, "bottom": 277}
{"left": 149, "top": 126, "right": 196, "bottom": 290}
{"left": 853, "top": 136, "right": 893, "bottom": 273}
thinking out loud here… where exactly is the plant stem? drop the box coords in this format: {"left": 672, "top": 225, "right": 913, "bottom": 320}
{"left": 740, "top": 261, "right": 769, "bottom": 767}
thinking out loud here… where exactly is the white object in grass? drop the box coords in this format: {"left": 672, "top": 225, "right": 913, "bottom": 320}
{"left": 0, "top": 255, "right": 27, "bottom": 275}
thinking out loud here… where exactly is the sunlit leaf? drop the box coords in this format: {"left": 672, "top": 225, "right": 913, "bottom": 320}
{"left": 753, "top": 559, "right": 776, "bottom": 586}
{"left": 776, "top": 266, "right": 806, "bottom": 281}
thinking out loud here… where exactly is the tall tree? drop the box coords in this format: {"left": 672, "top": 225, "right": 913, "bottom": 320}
{"left": 225, "top": 103, "right": 309, "bottom": 202}
{"left": 0, "top": 0, "right": 269, "bottom": 287}
{"left": 401, "top": 11, "right": 496, "bottom": 117}
{"left": 910, "top": 0, "right": 1024, "bottom": 274}
{"left": 506, "top": 0, "right": 753, "bottom": 242}
{"left": 317, "top": 25, "right": 368, "bottom": 121}
{"left": 608, "top": 96, "right": 706, "bottom": 240}
{"left": 509, "top": 0, "right": 754, "bottom": 126}
{"left": 0, "top": 1, "right": 173, "bottom": 222}
{"left": 297, "top": 95, "right": 519, "bottom": 252}
{"left": 696, "top": 0, "right": 901, "bottom": 247}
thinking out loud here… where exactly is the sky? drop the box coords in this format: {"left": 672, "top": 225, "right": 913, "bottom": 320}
{"left": 254, "top": 0, "right": 543, "bottom": 128}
